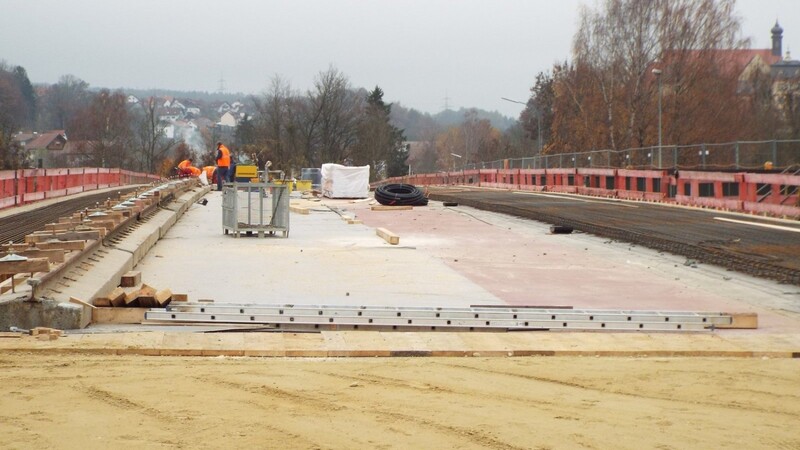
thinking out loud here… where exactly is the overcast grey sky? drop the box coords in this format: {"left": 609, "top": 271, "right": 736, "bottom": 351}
{"left": 2, "top": 0, "right": 797, "bottom": 118}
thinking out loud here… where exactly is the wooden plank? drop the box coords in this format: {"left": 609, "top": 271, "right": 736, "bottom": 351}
{"left": 1, "top": 249, "right": 64, "bottom": 264}
{"left": 93, "top": 297, "right": 112, "bottom": 307}
{"left": 376, "top": 227, "right": 400, "bottom": 245}
{"left": 0, "top": 332, "right": 23, "bottom": 338}
{"left": 120, "top": 271, "right": 141, "bottom": 287}
{"left": 155, "top": 289, "right": 173, "bottom": 307}
{"left": 92, "top": 307, "right": 146, "bottom": 324}
{"left": 107, "top": 287, "right": 127, "bottom": 307}
{"left": 0, "top": 258, "right": 50, "bottom": 275}
{"left": 371, "top": 205, "right": 413, "bottom": 211}
{"left": 0, "top": 243, "right": 32, "bottom": 253}
{"left": 171, "top": 293, "right": 189, "bottom": 302}
{"left": 25, "top": 230, "right": 100, "bottom": 243}
{"left": 124, "top": 290, "right": 140, "bottom": 307}
{"left": 717, "top": 312, "right": 758, "bottom": 329}
{"left": 45, "top": 222, "right": 78, "bottom": 232}
{"left": 31, "top": 240, "right": 85, "bottom": 251}
{"left": 69, "top": 296, "right": 96, "bottom": 309}
{"left": 290, "top": 206, "right": 309, "bottom": 215}
{"left": 139, "top": 284, "right": 157, "bottom": 296}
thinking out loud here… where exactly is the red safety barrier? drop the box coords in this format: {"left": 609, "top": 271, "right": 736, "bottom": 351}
{"left": 674, "top": 170, "right": 741, "bottom": 210}
{"left": 576, "top": 168, "right": 617, "bottom": 197}
{"left": 616, "top": 169, "right": 668, "bottom": 201}
{"left": 375, "top": 166, "right": 800, "bottom": 218}
{"left": 546, "top": 168, "right": 578, "bottom": 194}
{"left": 741, "top": 172, "right": 800, "bottom": 216}
{"left": 0, "top": 167, "right": 163, "bottom": 211}
{"left": 479, "top": 169, "right": 498, "bottom": 186}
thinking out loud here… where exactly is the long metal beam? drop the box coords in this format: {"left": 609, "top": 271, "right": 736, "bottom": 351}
{"left": 144, "top": 303, "right": 732, "bottom": 332}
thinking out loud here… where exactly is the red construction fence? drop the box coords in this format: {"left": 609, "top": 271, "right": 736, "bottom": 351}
{"left": 0, "top": 168, "right": 163, "bottom": 210}
{"left": 385, "top": 167, "right": 800, "bottom": 218}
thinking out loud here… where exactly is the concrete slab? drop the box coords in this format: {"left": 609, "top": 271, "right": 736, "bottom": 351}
{"left": 135, "top": 190, "right": 503, "bottom": 307}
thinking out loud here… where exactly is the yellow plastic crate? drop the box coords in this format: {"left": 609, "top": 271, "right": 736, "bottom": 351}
{"left": 295, "top": 180, "right": 312, "bottom": 191}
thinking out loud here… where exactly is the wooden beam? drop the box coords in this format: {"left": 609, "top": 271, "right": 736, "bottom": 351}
{"left": 25, "top": 230, "right": 100, "bottom": 244}
{"left": 1, "top": 249, "right": 64, "bottom": 264}
{"left": 120, "top": 271, "right": 141, "bottom": 287}
{"left": 371, "top": 205, "right": 413, "bottom": 211}
{"left": 155, "top": 289, "right": 173, "bottom": 307}
{"left": 31, "top": 240, "right": 86, "bottom": 251}
{"left": 717, "top": 312, "right": 758, "bottom": 329}
{"left": 0, "top": 257, "right": 49, "bottom": 275}
{"left": 376, "top": 227, "right": 400, "bottom": 245}
{"left": 69, "top": 296, "right": 96, "bottom": 309}
{"left": 92, "top": 307, "right": 146, "bottom": 324}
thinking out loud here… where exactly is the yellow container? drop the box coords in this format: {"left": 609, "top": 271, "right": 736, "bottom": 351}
{"left": 272, "top": 179, "right": 293, "bottom": 193}
{"left": 235, "top": 165, "right": 258, "bottom": 178}
{"left": 295, "top": 180, "right": 312, "bottom": 191}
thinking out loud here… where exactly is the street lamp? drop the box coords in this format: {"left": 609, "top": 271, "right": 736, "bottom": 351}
{"left": 450, "top": 152, "right": 462, "bottom": 171}
{"left": 501, "top": 97, "right": 542, "bottom": 154}
{"left": 651, "top": 68, "right": 663, "bottom": 168}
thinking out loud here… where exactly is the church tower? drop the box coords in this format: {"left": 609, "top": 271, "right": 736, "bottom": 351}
{"left": 771, "top": 21, "right": 783, "bottom": 57}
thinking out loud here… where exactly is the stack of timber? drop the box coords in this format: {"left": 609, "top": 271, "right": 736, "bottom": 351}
{"left": 92, "top": 270, "right": 189, "bottom": 324}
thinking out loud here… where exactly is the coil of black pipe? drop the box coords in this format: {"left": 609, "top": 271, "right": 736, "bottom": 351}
{"left": 374, "top": 183, "right": 429, "bottom": 206}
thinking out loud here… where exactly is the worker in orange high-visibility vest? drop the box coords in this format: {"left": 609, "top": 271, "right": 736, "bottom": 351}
{"left": 177, "top": 158, "right": 201, "bottom": 177}
{"left": 202, "top": 166, "right": 216, "bottom": 184}
{"left": 215, "top": 142, "right": 231, "bottom": 191}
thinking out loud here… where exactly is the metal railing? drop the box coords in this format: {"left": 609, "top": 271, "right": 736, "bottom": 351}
{"left": 463, "top": 139, "right": 800, "bottom": 171}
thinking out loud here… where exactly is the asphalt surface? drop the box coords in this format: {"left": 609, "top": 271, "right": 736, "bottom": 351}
{"left": 428, "top": 187, "right": 800, "bottom": 285}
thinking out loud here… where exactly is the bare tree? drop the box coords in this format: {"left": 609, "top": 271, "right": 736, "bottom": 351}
{"left": 69, "top": 89, "right": 134, "bottom": 168}
{"left": 134, "top": 97, "right": 177, "bottom": 173}
{"left": 307, "top": 66, "right": 362, "bottom": 165}
{"left": 555, "top": 0, "right": 750, "bottom": 155}
{"left": 36, "top": 74, "right": 91, "bottom": 130}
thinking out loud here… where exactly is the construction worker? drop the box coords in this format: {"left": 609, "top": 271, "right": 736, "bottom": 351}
{"left": 202, "top": 166, "right": 217, "bottom": 184}
{"left": 215, "top": 141, "right": 231, "bottom": 191}
{"left": 177, "top": 158, "right": 201, "bottom": 177}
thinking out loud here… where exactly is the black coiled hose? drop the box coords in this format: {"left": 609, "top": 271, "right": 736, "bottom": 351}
{"left": 374, "top": 183, "right": 429, "bottom": 206}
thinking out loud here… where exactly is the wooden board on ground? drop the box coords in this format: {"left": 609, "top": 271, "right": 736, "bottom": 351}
{"left": 717, "top": 312, "right": 758, "bottom": 329}
{"left": 92, "top": 307, "right": 146, "bottom": 324}
{"left": 371, "top": 205, "right": 413, "bottom": 211}
{"left": 376, "top": 227, "right": 400, "bottom": 245}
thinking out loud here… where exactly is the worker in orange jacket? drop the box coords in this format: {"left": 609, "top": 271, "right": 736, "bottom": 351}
{"left": 215, "top": 142, "right": 231, "bottom": 191}
{"left": 202, "top": 166, "right": 217, "bottom": 184}
{"left": 177, "top": 158, "right": 201, "bottom": 177}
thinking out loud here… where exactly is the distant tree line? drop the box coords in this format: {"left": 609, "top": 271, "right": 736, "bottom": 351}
{"left": 518, "top": 0, "right": 800, "bottom": 164}
{"left": 5, "top": 0, "right": 797, "bottom": 177}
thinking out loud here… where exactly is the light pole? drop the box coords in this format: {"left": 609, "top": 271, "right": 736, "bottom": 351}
{"left": 501, "top": 97, "right": 542, "bottom": 154}
{"left": 651, "top": 68, "right": 663, "bottom": 168}
{"left": 450, "top": 152, "right": 462, "bottom": 171}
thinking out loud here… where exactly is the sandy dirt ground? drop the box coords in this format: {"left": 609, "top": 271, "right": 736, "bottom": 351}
{"left": 1, "top": 353, "right": 798, "bottom": 450}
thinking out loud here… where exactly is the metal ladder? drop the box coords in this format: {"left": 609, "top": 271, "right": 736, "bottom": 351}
{"left": 144, "top": 303, "right": 733, "bottom": 332}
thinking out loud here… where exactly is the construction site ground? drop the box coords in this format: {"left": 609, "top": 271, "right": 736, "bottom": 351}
{"left": 2, "top": 187, "right": 799, "bottom": 449}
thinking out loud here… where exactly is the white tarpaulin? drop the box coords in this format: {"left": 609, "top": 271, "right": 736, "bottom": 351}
{"left": 320, "top": 164, "right": 370, "bottom": 198}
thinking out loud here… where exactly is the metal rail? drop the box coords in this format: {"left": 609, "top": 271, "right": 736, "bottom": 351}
{"left": 144, "top": 303, "right": 732, "bottom": 332}
{"left": 0, "top": 188, "right": 139, "bottom": 244}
